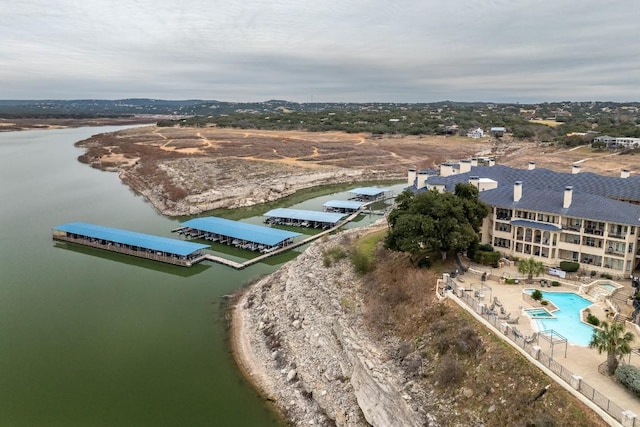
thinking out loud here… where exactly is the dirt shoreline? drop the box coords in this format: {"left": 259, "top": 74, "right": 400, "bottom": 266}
{"left": 230, "top": 289, "right": 289, "bottom": 423}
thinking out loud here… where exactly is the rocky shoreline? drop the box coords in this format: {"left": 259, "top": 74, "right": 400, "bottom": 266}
{"left": 123, "top": 164, "right": 382, "bottom": 217}
{"left": 230, "top": 223, "right": 429, "bottom": 427}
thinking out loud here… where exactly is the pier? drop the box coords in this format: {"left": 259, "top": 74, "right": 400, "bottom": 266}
{"left": 52, "top": 222, "right": 209, "bottom": 267}
{"left": 191, "top": 208, "right": 366, "bottom": 269}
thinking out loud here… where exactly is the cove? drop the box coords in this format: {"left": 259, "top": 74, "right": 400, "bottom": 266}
{"left": 0, "top": 126, "right": 401, "bottom": 426}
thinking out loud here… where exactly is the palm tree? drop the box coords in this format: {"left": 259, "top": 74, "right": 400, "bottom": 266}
{"left": 517, "top": 257, "right": 545, "bottom": 283}
{"left": 589, "top": 321, "right": 634, "bottom": 375}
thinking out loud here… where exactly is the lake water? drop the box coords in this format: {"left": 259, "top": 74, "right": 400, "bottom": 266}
{"left": 0, "top": 126, "right": 400, "bottom": 426}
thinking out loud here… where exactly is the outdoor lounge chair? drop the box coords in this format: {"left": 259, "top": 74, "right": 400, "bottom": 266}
{"left": 511, "top": 327, "right": 523, "bottom": 339}
{"left": 525, "top": 332, "right": 538, "bottom": 344}
{"left": 500, "top": 306, "right": 506, "bottom": 315}
{"left": 506, "top": 316, "right": 519, "bottom": 324}
{"left": 493, "top": 297, "right": 502, "bottom": 307}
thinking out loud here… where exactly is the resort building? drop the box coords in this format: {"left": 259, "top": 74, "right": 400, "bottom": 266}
{"left": 407, "top": 160, "right": 640, "bottom": 277}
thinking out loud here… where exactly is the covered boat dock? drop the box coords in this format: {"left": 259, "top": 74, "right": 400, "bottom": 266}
{"left": 178, "top": 217, "right": 301, "bottom": 253}
{"left": 348, "top": 187, "right": 392, "bottom": 202}
{"left": 263, "top": 208, "right": 346, "bottom": 229}
{"left": 323, "top": 200, "right": 365, "bottom": 214}
{"left": 52, "top": 222, "right": 210, "bottom": 267}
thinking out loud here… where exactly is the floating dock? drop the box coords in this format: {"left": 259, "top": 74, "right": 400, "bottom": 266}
{"left": 263, "top": 208, "right": 346, "bottom": 229}
{"left": 177, "top": 216, "right": 301, "bottom": 253}
{"left": 52, "top": 222, "right": 209, "bottom": 267}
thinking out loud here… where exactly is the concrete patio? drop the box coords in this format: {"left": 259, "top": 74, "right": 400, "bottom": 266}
{"left": 446, "top": 261, "right": 640, "bottom": 420}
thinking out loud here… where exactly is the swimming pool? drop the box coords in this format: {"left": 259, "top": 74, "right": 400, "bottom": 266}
{"left": 599, "top": 283, "right": 617, "bottom": 292}
{"left": 525, "top": 291, "right": 595, "bottom": 346}
{"left": 523, "top": 307, "right": 555, "bottom": 319}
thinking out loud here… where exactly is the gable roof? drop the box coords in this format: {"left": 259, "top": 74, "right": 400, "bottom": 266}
{"left": 478, "top": 184, "right": 640, "bottom": 226}
{"left": 427, "top": 164, "right": 640, "bottom": 202}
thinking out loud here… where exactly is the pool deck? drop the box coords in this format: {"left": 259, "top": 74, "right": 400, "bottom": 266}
{"left": 455, "top": 262, "right": 640, "bottom": 417}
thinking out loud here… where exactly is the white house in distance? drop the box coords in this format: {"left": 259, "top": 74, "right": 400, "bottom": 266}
{"left": 466, "top": 127, "right": 484, "bottom": 138}
{"left": 407, "top": 159, "right": 640, "bottom": 277}
{"left": 593, "top": 135, "right": 640, "bottom": 149}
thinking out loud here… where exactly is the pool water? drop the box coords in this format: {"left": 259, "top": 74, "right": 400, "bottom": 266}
{"left": 527, "top": 291, "right": 595, "bottom": 346}
{"left": 524, "top": 308, "right": 555, "bottom": 318}
{"left": 599, "top": 283, "right": 617, "bottom": 292}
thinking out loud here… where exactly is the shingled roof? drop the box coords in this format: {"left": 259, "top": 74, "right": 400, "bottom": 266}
{"left": 416, "top": 164, "right": 640, "bottom": 226}
{"left": 479, "top": 186, "right": 640, "bottom": 226}
{"left": 427, "top": 164, "right": 640, "bottom": 202}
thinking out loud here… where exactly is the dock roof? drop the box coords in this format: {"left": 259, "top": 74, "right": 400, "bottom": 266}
{"left": 53, "top": 222, "right": 209, "bottom": 256}
{"left": 348, "top": 187, "right": 390, "bottom": 196}
{"left": 323, "top": 200, "right": 365, "bottom": 210}
{"left": 181, "top": 217, "right": 301, "bottom": 246}
{"left": 264, "top": 208, "right": 346, "bottom": 223}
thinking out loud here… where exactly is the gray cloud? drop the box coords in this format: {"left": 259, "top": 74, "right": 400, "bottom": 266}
{"left": 1, "top": 0, "right": 638, "bottom": 102}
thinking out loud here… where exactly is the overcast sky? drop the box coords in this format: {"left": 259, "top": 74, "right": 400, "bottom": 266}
{"left": 1, "top": 0, "right": 638, "bottom": 103}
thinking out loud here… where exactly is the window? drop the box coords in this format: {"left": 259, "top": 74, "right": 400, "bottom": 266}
{"left": 496, "top": 222, "right": 511, "bottom": 232}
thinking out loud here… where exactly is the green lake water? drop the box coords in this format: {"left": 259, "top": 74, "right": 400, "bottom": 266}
{"left": 0, "top": 126, "right": 402, "bottom": 426}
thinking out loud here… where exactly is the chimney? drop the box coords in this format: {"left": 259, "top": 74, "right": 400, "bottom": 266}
{"left": 514, "top": 181, "right": 522, "bottom": 202}
{"left": 572, "top": 163, "right": 581, "bottom": 174}
{"left": 459, "top": 159, "right": 472, "bottom": 174}
{"left": 408, "top": 168, "right": 416, "bottom": 187}
{"left": 440, "top": 162, "right": 454, "bottom": 177}
{"left": 469, "top": 176, "right": 479, "bottom": 188}
{"left": 563, "top": 186, "right": 573, "bottom": 209}
{"left": 621, "top": 168, "right": 630, "bottom": 179}
{"left": 416, "top": 170, "right": 430, "bottom": 189}
{"left": 471, "top": 158, "right": 478, "bottom": 167}
{"left": 528, "top": 161, "right": 536, "bottom": 170}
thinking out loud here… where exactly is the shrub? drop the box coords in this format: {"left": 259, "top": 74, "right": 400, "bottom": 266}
{"left": 615, "top": 364, "right": 640, "bottom": 397}
{"left": 559, "top": 261, "right": 580, "bottom": 272}
{"left": 531, "top": 289, "right": 543, "bottom": 301}
{"left": 505, "top": 278, "right": 517, "bottom": 284}
{"left": 586, "top": 313, "right": 600, "bottom": 326}
{"left": 351, "top": 249, "right": 372, "bottom": 275}
{"left": 540, "top": 300, "right": 549, "bottom": 306}
{"left": 551, "top": 281, "right": 560, "bottom": 287}
{"left": 322, "top": 246, "right": 347, "bottom": 267}
{"left": 479, "top": 243, "right": 494, "bottom": 252}
{"left": 435, "top": 355, "right": 463, "bottom": 387}
{"left": 456, "top": 327, "right": 484, "bottom": 358}
{"left": 590, "top": 270, "right": 597, "bottom": 277}
{"left": 473, "top": 250, "right": 501, "bottom": 267}
{"left": 600, "top": 272, "right": 613, "bottom": 280}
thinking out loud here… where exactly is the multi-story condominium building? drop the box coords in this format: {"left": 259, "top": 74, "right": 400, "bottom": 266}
{"left": 407, "top": 159, "right": 640, "bottom": 277}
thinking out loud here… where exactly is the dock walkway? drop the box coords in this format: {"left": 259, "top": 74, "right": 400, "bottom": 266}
{"left": 195, "top": 208, "right": 373, "bottom": 269}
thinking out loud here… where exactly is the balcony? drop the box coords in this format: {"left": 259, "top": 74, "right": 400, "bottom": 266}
{"left": 562, "top": 225, "right": 581, "bottom": 232}
{"left": 608, "top": 232, "right": 626, "bottom": 240}
{"left": 584, "top": 228, "right": 604, "bottom": 236}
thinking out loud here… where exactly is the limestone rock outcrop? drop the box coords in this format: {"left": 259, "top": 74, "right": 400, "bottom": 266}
{"left": 233, "top": 225, "right": 429, "bottom": 426}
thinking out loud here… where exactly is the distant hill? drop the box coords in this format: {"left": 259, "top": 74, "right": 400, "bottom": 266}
{"left": 1, "top": 99, "right": 638, "bottom": 141}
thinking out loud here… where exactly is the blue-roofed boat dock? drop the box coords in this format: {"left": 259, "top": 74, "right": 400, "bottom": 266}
{"left": 173, "top": 208, "right": 365, "bottom": 269}
{"left": 53, "top": 188, "right": 396, "bottom": 270}
{"left": 52, "top": 222, "right": 210, "bottom": 267}
{"left": 263, "top": 208, "right": 346, "bottom": 229}
{"left": 348, "top": 187, "right": 392, "bottom": 202}
{"left": 178, "top": 217, "right": 301, "bottom": 253}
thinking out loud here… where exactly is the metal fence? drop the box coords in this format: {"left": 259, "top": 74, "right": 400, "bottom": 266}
{"left": 445, "top": 277, "right": 636, "bottom": 426}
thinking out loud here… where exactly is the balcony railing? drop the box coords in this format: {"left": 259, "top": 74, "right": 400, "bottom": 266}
{"left": 584, "top": 228, "right": 605, "bottom": 236}
{"left": 608, "top": 232, "right": 626, "bottom": 239}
